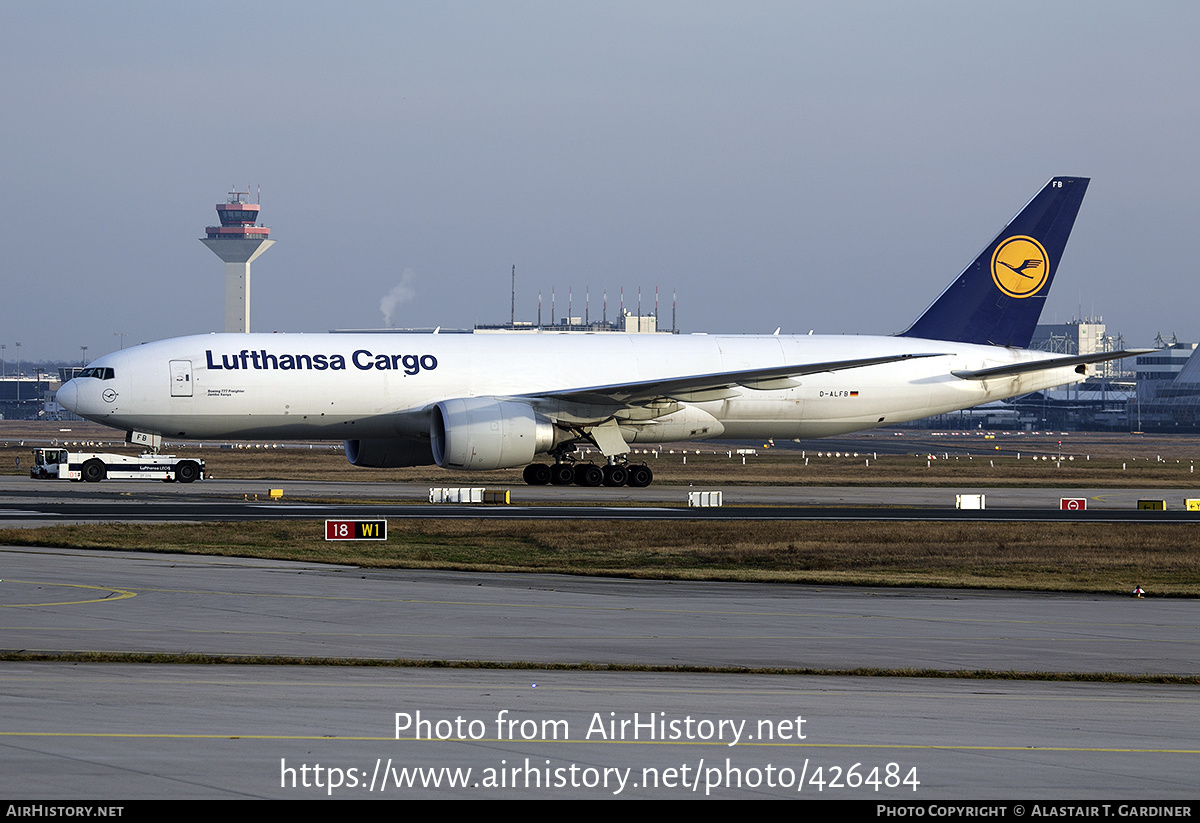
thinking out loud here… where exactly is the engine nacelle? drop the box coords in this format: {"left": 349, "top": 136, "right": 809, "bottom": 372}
{"left": 430, "top": 398, "right": 557, "bottom": 470}
{"left": 344, "top": 437, "right": 435, "bottom": 468}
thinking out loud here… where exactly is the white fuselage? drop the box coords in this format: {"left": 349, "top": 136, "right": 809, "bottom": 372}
{"left": 59, "top": 332, "right": 1084, "bottom": 444}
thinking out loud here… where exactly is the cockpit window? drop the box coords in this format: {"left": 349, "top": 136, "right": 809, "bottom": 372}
{"left": 79, "top": 367, "right": 115, "bottom": 380}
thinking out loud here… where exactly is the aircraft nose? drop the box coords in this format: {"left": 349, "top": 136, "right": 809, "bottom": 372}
{"left": 57, "top": 379, "right": 78, "bottom": 413}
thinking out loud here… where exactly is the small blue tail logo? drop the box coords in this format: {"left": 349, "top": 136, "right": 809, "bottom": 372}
{"left": 991, "top": 235, "right": 1049, "bottom": 298}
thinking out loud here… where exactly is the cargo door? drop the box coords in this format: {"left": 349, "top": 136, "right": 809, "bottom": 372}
{"left": 169, "top": 360, "right": 193, "bottom": 397}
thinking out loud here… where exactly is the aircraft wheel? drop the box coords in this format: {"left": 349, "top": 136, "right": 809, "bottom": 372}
{"left": 627, "top": 464, "right": 653, "bottom": 488}
{"left": 549, "top": 463, "right": 576, "bottom": 485}
{"left": 574, "top": 463, "right": 604, "bottom": 487}
{"left": 602, "top": 464, "right": 628, "bottom": 487}
{"left": 176, "top": 460, "right": 201, "bottom": 484}
{"left": 523, "top": 463, "right": 551, "bottom": 485}
{"left": 81, "top": 459, "right": 106, "bottom": 483}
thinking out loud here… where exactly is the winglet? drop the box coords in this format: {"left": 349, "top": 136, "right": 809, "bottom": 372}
{"left": 899, "top": 177, "right": 1089, "bottom": 348}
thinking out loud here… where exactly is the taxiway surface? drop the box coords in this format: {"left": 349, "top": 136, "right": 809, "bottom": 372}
{"left": 4, "top": 545, "right": 1196, "bottom": 673}
{"left": 2, "top": 478, "right": 1197, "bottom": 800}
{"left": 1, "top": 545, "right": 1197, "bottom": 799}
{"left": 4, "top": 663, "right": 1196, "bottom": 800}
{"left": 4, "top": 477, "right": 1200, "bottom": 524}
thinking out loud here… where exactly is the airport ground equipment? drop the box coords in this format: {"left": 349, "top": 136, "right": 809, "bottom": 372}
{"left": 29, "top": 448, "right": 204, "bottom": 483}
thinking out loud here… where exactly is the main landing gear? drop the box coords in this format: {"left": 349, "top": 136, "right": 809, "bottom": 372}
{"left": 522, "top": 459, "right": 653, "bottom": 487}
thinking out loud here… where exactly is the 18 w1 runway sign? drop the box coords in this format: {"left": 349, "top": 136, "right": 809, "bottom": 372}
{"left": 325, "top": 520, "right": 388, "bottom": 540}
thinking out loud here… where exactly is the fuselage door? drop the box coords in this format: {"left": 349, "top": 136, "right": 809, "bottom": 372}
{"left": 169, "top": 360, "right": 193, "bottom": 397}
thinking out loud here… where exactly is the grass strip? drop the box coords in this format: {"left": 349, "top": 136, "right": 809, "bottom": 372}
{"left": 1, "top": 651, "right": 1195, "bottom": 684}
{"left": 3, "top": 519, "right": 1200, "bottom": 595}
{"left": 10, "top": 431, "right": 1200, "bottom": 487}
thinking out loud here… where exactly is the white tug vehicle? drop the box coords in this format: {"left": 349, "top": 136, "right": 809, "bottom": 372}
{"left": 30, "top": 447, "right": 204, "bottom": 483}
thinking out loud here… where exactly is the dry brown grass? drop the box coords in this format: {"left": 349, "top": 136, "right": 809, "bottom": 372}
{"left": 6, "top": 422, "right": 1200, "bottom": 595}
{"left": 7, "top": 421, "right": 1200, "bottom": 486}
{"left": 3, "top": 519, "right": 1197, "bottom": 595}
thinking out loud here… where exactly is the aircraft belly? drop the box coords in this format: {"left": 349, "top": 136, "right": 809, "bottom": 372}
{"left": 622, "top": 405, "right": 726, "bottom": 443}
{"left": 710, "top": 396, "right": 804, "bottom": 440}
{"left": 103, "top": 408, "right": 428, "bottom": 440}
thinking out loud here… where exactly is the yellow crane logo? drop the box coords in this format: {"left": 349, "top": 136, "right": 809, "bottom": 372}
{"left": 991, "top": 235, "right": 1050, "bottom": 298}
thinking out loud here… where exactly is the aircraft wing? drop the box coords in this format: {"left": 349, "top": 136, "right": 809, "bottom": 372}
{"left": 528, "top": 352, "right": 947, "bottom": 406}
{"left": 951, "top": 349, "right": 1152, "bottom": 380}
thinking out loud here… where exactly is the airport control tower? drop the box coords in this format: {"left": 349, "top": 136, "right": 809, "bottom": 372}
{"left": 200, "top": 187, "right": 274, "bottom": 333}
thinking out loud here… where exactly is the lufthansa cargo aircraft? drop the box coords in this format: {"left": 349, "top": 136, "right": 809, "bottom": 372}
{"left": 58, "top": 177, "right": 1139, "bottom": 487}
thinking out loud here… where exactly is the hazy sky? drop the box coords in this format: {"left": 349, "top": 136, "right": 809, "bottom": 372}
{"left": 2, "top": 1, "right": 1198, "bottom": 362}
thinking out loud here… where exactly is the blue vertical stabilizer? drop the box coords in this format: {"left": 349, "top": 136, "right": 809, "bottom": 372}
{"left": 899, "top": 176, "right": 1089, "bottom": 348}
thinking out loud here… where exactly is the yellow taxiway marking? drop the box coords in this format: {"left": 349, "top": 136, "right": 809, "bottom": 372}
{"left": 0, "top": 731, "right": 1194, "bottom": 753}
{"left": 0, "top": 579, "right": 137, "bottom": 608}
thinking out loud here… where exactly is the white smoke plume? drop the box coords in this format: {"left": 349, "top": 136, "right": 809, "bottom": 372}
{"left": 380, "top": 268, "right": 417, "bottom": 327}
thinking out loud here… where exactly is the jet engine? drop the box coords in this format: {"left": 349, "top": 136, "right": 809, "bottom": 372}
{"left": 430, "top": 398, "right": 558, "bottom": 470}
{"left": 344, "top": 437, "right": 435, "bottom": 468}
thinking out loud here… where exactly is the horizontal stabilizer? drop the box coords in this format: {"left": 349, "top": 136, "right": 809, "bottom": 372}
{"left": 951, "top": 349, "right": 1152, "bottom": 380}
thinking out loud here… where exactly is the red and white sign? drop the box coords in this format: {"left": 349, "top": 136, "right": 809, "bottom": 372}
{"left": 325, "top": 520, "right": 387, "bottom": 540}
{"left": 1060, "top": 498, "right": 1087, "bottom": 511}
